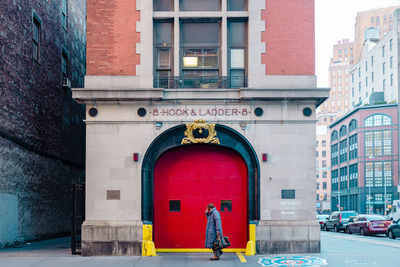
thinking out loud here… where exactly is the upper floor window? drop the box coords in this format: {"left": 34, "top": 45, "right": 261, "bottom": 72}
{"left": 33, "top": 14, "right": 41, "bottom": 62}
{"left": 349, "top": 119, "right": 357, "bottom": 132}
{"left": 322, "top": 140, "right": 326, "bottom": 147}
{"left": 364, "top": 114, "right": 392, "bottom": 127}
{"left": 62, "top": 50, "right": 68, "bottom": 77}
{"left": 339, "top": 125, "right": 347, "bottom": 137}
{"left": 390, "top": 39, "right": 393, "bottom": 51}
{"left": 153, "top": 2, "right": 248, "bottom": 89}
{"left": 382, "top": 45, "right": 385, "bottom": 57}
{"left": 62, "top": 0, "right": 68, "bottom": 30}
{"left": 180, "top": 0, "right": 220, "bottom": 11}
{"left": 371, "top": 56, "right": 374, "bottom": 66}
{"left": 154, "top": 0, "right": 174, "bottom": 11}
{"left": 365, "top": 130, "right": 392, "bottom": 156}
{"left": 331, "top": 143, "right": 339, "bottom": 166}
{"left": 228, "top": 0, "right": 247, "bottom": 11}
{"left": 331, "top": 130, "right": 338, "bottom": 142}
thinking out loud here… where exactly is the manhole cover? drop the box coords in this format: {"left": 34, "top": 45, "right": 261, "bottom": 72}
{"left": 259, "top": 256, "right": 328, "bottom": 266}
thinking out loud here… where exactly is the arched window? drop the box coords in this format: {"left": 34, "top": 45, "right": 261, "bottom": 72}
{"left": 364, "top": 114, "right": 392, "bottom": 127}
{"left": 349, "top": 119, "right": 357, "bottom": 132}
{"left": 331, "top": 130, "right": 338, "bottom": 142}
{"left": 339, "top": 125, "right": 347, "bottom": 138}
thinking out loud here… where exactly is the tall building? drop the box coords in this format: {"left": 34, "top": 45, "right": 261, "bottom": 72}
{"left": 73, "top": 0, "right": 329, "bottom": 256}
{"left": 0, "top": 0, "right": 86, "bottom": 247}
{"left": 354, "top": 6, "right": 400, "bottom": 64}
{"left": 329, "top": 104, "right": 399, "bottom": 214}
{"left": 316, "top": 39, "right": 353, "bottom": 213}
{"left": 350, "top": 9, "right": 400, "bottom": 108}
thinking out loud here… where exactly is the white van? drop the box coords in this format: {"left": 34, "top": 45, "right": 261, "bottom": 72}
{"left": 388, "top": 200, "right": 400, "bottom": 221}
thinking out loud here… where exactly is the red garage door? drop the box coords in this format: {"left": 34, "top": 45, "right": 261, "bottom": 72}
{"left": 154, "top": 144, "right": 248, "bottom": 249}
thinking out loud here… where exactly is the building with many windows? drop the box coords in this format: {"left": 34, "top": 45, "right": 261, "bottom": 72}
{"left": 72, "top": 0, "right": 329, "bottom": 256}
{"left": 329, "top": 104, "right": 399, "bottom": 214}
{"left": 0, "top": 0, "right": 86, "bottom": 247}
{"left": 350, "top": 9, "right": 400, "bottom": 107}
{"left": 316, "top": 39, "right": 353, "bottom": 214}
{"left": 354, "top": 6, "right": 400, "bottom": 64}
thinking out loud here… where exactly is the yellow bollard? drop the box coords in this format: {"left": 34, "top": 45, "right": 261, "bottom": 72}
{"left": 245, "top": 224, "right": 256, "bottom": 256}
{"left": 142, "top": 224, "right": 157, "bottom": 256}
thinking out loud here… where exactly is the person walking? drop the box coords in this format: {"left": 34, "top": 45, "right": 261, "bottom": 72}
{"left": 205, "top": 203, "right": 223, "bottom": 260}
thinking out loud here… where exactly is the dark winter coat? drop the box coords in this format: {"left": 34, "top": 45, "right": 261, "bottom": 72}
{"left": 205, "top": 208, "right": 223, "bottom": 248}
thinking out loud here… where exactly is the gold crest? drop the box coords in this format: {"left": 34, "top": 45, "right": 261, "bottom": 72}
{"left": 181, "top": 119, "right": 220, "bottom": 144}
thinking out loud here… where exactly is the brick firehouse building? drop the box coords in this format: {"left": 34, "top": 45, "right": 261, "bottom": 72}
{"left": 73, "top": 0, "right": 329, "bottom": 256}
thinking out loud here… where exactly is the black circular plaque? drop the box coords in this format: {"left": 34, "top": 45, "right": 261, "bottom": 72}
{"left": 137, "top": 108, "right": 147, "bottom": 117}
{"left": 88, "top": 107, "right": 98, "bottom": 117}
{"left": 303, "top": 107, "right": 312, "bottom": 117}
{"left": 254, "top": 107, "right": 263, "bottom": 117}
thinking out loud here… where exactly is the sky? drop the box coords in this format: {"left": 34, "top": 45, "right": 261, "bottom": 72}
{"left": 316, "top": 0, "right": 400, "bottom": 87}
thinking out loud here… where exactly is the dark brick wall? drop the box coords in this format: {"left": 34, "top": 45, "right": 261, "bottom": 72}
{"left": 0, "top": 136, "right": 84, "bottom": 247}
{"left": 0, "top": 0, "right": 86, "bottom": 246}
{"left": 0, "top": 0, "right": 86, "bottom": 164}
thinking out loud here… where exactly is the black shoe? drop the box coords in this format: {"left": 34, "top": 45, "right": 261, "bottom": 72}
{"left": 210, "top": 256, "right": 220, "bottom": 260}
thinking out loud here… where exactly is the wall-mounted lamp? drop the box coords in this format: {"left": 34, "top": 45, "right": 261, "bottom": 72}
{"left": 239, "top": 121, "right": 247, "bottom": 130}
{"left": 262, "top": 153, "right": 268, "bottom": 162}
{"left": 155, "top": 121, "right": 163, "bottom": 129}
{"left": 133, "top": 153, "right": 139, "bottom": 162}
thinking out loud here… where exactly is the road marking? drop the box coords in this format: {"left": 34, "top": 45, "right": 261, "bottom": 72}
{"left": 321, "top": 232, "right": 400, "bottom": 249}
{"left": 258, "top": 256, "right": 327, "bottom": 266}
{"left": 236, "top": 252, "right": 246, "bottom": 263}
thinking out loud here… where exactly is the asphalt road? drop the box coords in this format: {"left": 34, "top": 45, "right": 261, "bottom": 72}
{"left": 1, "top": 232, "right": 400, "bottom": 266}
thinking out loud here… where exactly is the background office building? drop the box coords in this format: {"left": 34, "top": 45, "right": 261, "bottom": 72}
{"left": 316, "top": 39, "right": 353, "bottom": 214}
{"left": 353, "top": 6, "right": 400, "bottom": 64}
{"left": 350, "top": 9, "right": 400, "bottom": 108}
{"left": 329, "top": 104, "right": 399, "bottom": 214}
{"left": 73, "top": 0, "right": 328, "bottom": 256}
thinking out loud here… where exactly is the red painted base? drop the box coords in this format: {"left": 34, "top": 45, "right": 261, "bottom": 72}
{"left": 154, "top": 144, "right": 248, "bottom": 248}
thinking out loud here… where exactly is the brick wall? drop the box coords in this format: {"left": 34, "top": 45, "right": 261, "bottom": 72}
{"left": 0, "top": 0, "right": 86, "bottom": 164}
{"left": 261, "top": 0, "right": 315, "bottom": 75}
{"left": 86, "top": 0, "right": 140, "bottom": 75}
{"left": 0, "top": 0, "right": 86, "bottom": 246}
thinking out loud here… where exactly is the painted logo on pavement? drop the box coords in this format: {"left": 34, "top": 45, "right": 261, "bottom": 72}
{"left": 258, "top": 256, "right": 328, "bottom": 266}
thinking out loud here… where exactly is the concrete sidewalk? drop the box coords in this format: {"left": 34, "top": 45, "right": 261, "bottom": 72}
{"left": 1, "top": 233, "right": 400, "bottom": 267}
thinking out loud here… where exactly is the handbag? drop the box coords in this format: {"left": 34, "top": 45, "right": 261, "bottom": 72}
{"left": 214, "top": 233, "right": 231, "bottom": 249}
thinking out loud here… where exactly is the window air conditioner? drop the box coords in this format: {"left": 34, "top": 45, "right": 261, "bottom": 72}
{"left": 62, "top": 78, "right": 71, "bottom": 89}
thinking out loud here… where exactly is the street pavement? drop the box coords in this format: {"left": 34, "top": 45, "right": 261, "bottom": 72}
{"left": 1, "top": 231, "right": 400, "bottom": 266}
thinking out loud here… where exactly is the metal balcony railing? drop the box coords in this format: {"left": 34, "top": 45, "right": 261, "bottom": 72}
{"left": 153, "top": 76, "right": 248, "bottom": 89}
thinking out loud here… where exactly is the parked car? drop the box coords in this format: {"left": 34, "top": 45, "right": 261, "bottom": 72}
{"left": 324, "top": 211, "right": 358, "bottom": 232}
{"left": 317, "top": 215, "right": 329, "bottom": 229}
{"left": 346, "top": 214, "right": 392, "bottom": 236}
{"left": 386, "top": 218, "right": 400, "bottom": 239}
